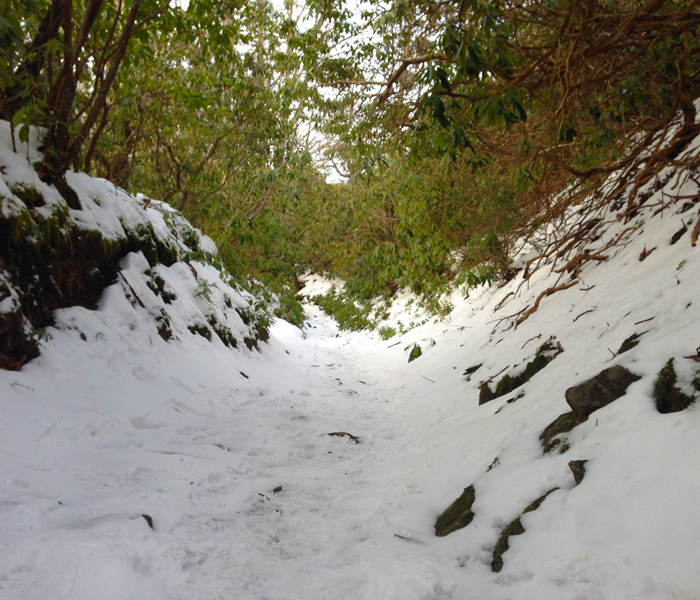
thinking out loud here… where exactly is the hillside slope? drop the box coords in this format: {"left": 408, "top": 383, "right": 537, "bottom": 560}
{"left": 1, "top": 121, "right": 700, "bottom": 600}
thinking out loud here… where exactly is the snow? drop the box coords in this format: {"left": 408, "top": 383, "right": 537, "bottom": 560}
{"left": 2, "top": 122, "right": 700, "bottom": 600}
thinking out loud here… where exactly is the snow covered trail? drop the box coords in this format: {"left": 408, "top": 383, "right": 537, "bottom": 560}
{"left": 165, "top": 311, "right": 414, "bottom": 600}
{"left": 5, "top": 247, "right": 700, "bottom": 600}
{"left": 4, "top": 257, "right": 700, "bottom": 600}
{"left": 0, "top": 297, "right": 455, "bottom": 600}
{"left": 5, "top": 264, "right": 700, "bottom": 600}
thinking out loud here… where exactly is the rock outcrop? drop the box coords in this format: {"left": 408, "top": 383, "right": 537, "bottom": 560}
{"left": 565, "top": 365, "right": 641, "bottom": 422}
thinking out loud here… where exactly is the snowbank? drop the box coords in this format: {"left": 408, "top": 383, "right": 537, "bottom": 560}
{"left": 0, "top": 121, "right": 270, "bottom": 370}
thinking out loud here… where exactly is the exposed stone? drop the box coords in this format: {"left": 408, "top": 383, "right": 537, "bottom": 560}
{"left": 156, "top": 309, "right": 173, "bottom": 342}
{"left": 435, "top": 484, "right": 476, "bottom": 537}
{"left": 479, "top": 383, "right": 496, "bottom": 405}
{"left": 495, "top": 373, "right": 519, "bottom": 397}
{"left": 0, "top": 276, "right": 40, "bottom": 370}
{"left": 568, "top": 460, "right": 588, "bottom": 485}
{"left": 491, "top": 488, "right": 558, "bottom": 572}
{"left": 491, "top": 518, "right": 524, "bottom": 573}
{"left": 0, "top": 303, "right": 40, "bottom": 370}
{"left": 540, "top": 410, "right": 577, "bottom": 452}
{"left": 565, "top": 365, "right": 641, "bottom": 422}
{"left": 327, "top": 431, "right": 360, "bottom": 443}
{"left": 522, "top": 349, "right": 556, "bottom": 382}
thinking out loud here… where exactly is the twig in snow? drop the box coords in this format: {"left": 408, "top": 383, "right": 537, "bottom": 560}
{"left": 11, "top": 382, "right": 35, "bottom": 390}
{"left": 493, "top": 291, "right": 515, "bottom": 312}
{"left": 327, "top": 432, "right": 361, "bottom": 443}
{"left": 517, "top": 280, "right": 579, "bottom": 325}
{"left": 521, "top": 334, "right": 542, "bottom": 349}
{"left": 573, "top": 309, "right": 595, "bottom": 322}
{"left": 118, "top": 271, "right": 145, "bottom": 308}
{"left": 481, "top": 365, "right": 510, "bottom": 386}
{"left": 186, "top": 262, "right": 198, "bottom": 280}
{"left": 683, "top": 347, "right": 700, "bottom": 362}
{"left": 420, "top": 374, "right": 435, "bottom": 383}
{"left": 692, "top": 213, "right": 700, "bottom": 247}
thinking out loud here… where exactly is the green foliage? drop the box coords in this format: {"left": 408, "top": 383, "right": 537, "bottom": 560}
{"left": 270, "top": 285, "right": 306, "bottom": 329}
{"left": 1, "top": 0, "right": 177, "bottom": 180}
{"left": 655, "top": 358, "right": 696, "bottom": 414}
{"left": 194, "top": 280, "right": 217, "bottom": 303}
{"left": 4, "top": 0, "right": 695, "bottom": 333}
{"left": 84, "top": 0, "right": 352, "bottom": 323}
{"left": 378, "top": 325, "right": 397, "bottom": 340}
{"left": 311, "top": 286, "right": 372, "bottom": 331}
{"left": 407, "top": 343, "right": 422, "bottom": 363}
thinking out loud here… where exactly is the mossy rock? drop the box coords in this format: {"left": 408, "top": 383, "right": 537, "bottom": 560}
{"left": 479, "top": 382, "right": 496, "bottom": 405}
{"left": 9, "top": 184, "right": 45, "bottom": 209}
{"left": 671, "top": 225, "right": 687, "bottom": 245}
{"left": 207, "top": 314, "right": 238, "bottom": 348}
{"left": 481, "top": 338, "right": 561, "bottom": 404}
{"left": 655, "top": 358, "right": 696, "bottom": 413}
{"left": 1, "top": 186, "right": 267, "bottom": 368}
{"left": 565, "top": 366, "right": 641, "bottom": 422}
{"left": 2, "top": 211, "right": 121, "bottom": 326}
{"left": 523, "top": 344, "right": 557, "bottom": 383}
{"left": 435, "top": 484, "right": 476, "bottom": 537}
{"left": 156, "top": 309, "right": 173, "bottom": 341}
{"left": 0, "top": 195, "right": 190, "bottom": 369}
{"left": 540, "top": 411, "right": 577, "bottom": 453}
{"left": 491, "top": 518, "right": 524, "bottom": 573}
{"left": 180, "top": 227, "right": 201, "bottom": 253}
{"left": 147, "top": 274, "right": 177, "bottom": 304}
{"left": 523, "top": 488, "right": 558, "bottom": 513}
{"left": 491, "top": 487, "right": 558, "bottom": 573}
{"left": 0, "top": 287, "right": 39, "bottom": 369}
{"left": 124, "top": 222, "right": 179, "bottom": 268}
{"left": 188, "top": 322, "right": 212, "bottom": 341}
{"left": 495, "top": 373, "right": 521, "bottom": 397}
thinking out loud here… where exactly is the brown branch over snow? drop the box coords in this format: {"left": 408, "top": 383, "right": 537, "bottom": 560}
{"left": 517, "top": 280, "right": 578, "bottom": 325}
{"left": 319, "top": 53, "right": 449, "bottom": 104}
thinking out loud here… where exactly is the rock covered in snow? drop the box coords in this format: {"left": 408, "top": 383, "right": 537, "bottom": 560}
{"left": 565, "top": 365, "right": 641, "bottom": 422}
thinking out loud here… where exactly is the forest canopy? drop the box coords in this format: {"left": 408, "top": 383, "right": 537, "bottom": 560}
{"left": 2, "top": 0, "right": 700, "bottom": 325}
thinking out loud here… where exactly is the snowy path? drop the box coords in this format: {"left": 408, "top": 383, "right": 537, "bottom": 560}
{"left": 171, "top": 310, "right": 411, "bottom": 599}
{"left": 1, "top": 304, "right": 456, "bottom": 600}
{"left": 6, "top": 269, "right": 700, "bottom": 600}
{"left": 5, "top": 269, "right": 700, "bottom": 600}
